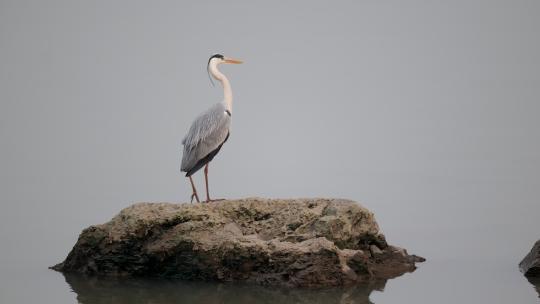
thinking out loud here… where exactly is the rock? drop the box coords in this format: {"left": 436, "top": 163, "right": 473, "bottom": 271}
{"left": 369, "top": 245, "right": 383, "bottom": 256}
{"left": 526, "top": 276, "right": 540, "bottom": 299}
{"left": 520, "top": 240, "right": 540, "bottom": 277}
{"left": 52, "top": 198, "right": 424, "bottom": 287}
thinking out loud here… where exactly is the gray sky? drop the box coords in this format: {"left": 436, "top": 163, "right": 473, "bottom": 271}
{"left": 1, "top": 1, "right": 540, "bottom": 302}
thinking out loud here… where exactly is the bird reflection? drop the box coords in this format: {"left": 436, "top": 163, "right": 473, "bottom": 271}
{"left": 61, "top": 273, "right": 388, "bottom": 304}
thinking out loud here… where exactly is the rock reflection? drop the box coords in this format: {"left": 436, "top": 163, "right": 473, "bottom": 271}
{"left": 62, "top": 274, "right": 388, "bottom": 304}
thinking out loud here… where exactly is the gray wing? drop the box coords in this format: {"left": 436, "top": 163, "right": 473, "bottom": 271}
{"left": 181, "top": 102, "right": 231, "bottom": 172}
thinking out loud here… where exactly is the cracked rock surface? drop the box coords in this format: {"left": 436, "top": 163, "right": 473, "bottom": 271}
{"left": 52, "top": 198, "right": 424, "bottom": 287}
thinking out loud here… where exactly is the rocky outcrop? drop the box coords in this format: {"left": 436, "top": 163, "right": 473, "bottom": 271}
{"left": 520, "top": 240, "right": 540, "bottom": 277}
{"left": 52, "top": 198, "right": 424, "bottom": 287}
{"left": 526, "top": 276, "right": 540, "bottom": 299}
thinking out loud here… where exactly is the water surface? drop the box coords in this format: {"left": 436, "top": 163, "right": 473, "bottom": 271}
{"left": 1, "top": 259, "right": 538, "bottom": 303}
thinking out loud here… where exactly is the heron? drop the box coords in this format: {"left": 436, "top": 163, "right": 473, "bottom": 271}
{"left": 180, "top": 54, "right": 243, "bottom": 203}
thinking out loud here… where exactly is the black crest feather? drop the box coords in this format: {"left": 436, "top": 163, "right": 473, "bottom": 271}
{"left": 207, "top": 54, "right": 224, "bottom": 86}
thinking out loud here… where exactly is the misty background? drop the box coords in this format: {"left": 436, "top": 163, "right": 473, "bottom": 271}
{"left": 1, "top": 1, "right": 539, "bottom": 303}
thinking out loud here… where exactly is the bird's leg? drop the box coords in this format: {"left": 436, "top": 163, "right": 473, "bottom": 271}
{"left": 188, "top": 176, "right": 200, "bottom": 203}
{"left": 204, "top": 163, "right": 211, "bottom": 202}
{"left": 204, "top": 164, "right": 225, "bottom": 203}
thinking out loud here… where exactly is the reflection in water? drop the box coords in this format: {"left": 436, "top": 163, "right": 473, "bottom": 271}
{"left": 527, "top": 276, "right": 540, "bottom": 298}
{"left": 62, "top": 273, "right": 388, "bottom": 304}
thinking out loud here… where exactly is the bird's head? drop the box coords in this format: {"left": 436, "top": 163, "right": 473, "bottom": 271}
{"left": 207, "top": 54, "right": 242, "bottom": 85}
{"left": 208, "top": 54, "right": 243, "bottom": 66}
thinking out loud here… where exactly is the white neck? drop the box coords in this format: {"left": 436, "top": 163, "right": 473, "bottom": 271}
{"left": 209, "top": 61, "right": 233, "bottom": 113}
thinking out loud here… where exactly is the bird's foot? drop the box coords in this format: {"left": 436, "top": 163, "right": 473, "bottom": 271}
{"left": 204, "top": 198, "right": 225, "bottom": 203}
{"left": 190, "top": 192, "right": 200, "bottom": 203}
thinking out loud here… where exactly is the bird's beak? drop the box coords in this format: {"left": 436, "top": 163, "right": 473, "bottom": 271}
{"left": 224, "top": 57, "right": 243, "bottom": 64}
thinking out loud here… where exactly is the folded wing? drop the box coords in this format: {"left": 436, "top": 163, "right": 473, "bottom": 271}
{"left": 181, "top": 103, "right": 231, "bottom": 175}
